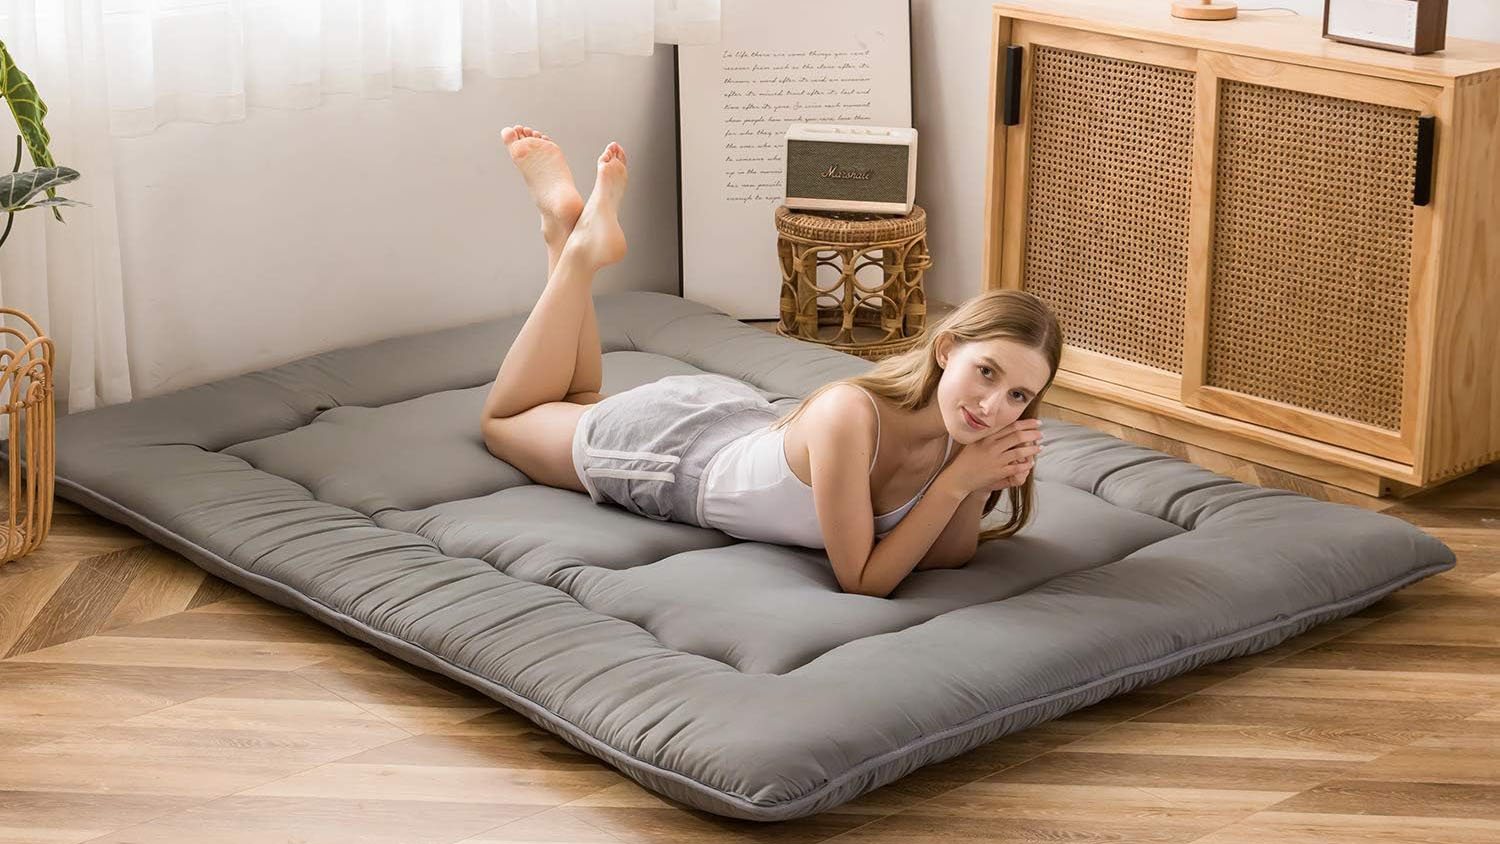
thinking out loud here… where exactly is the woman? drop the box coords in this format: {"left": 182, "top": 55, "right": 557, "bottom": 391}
{"left": 482, "top": 126, "right": 1062, "bottom": 598}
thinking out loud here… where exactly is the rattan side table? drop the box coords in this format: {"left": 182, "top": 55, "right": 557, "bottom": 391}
{"left": 775, "top": 204, "right": 932, "bottom": 360}
{"left": 0, "top": 307, "right": 55, "bottom": 565}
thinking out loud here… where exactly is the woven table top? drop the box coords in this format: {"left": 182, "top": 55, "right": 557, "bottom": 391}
{"left": 774, "top": 205, "right": 926, "bottom": 243}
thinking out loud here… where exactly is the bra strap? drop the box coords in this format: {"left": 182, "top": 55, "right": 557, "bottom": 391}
{"left": 917, "top": 435, "right": 954, "bottom": 496}
{"left": 853, "top": 385, "right": 881, "bottom": 474}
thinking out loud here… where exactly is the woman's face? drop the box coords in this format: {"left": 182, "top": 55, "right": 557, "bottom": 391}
{"left": 935, "top": 336, "right": 1052, "bottom": 443}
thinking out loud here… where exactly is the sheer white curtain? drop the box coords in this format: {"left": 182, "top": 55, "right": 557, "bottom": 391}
{"left": 0, "top": 0, "right": 129, "bottom": 422}
{"left": 0, "top": 0, "right": 718, "bottom": 418}
{"left": 102, "top": 0, "right": 721, "bottom": 136}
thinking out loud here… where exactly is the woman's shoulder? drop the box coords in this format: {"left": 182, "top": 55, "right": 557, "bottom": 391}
{"left": 782, "top": 383, "right": 879, "bottom": 486}
{"left": 793, "top": 383, "right": 879, "bottom": 453}
{"left": 805, "top": 382, "right": 877, "bottom": 421}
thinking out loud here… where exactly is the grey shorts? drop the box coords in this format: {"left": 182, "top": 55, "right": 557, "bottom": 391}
{"left": 572, "top": 373, "right": 779, "bottom": 526}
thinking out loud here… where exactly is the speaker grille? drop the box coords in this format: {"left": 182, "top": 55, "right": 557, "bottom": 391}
{"left": 786, "top": 140, "right": 909, "bottom": 204}
{"left": 1206, "top": 80, "right": 1418, "bottom": 431}
{"left": 1023, "top": 46, "right": 1196, "bottom": 373}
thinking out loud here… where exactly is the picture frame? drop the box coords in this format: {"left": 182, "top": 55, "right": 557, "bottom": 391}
{"left": 1322, "top": 0, "right": 1448, "bottom": 55}
{"left": 673, "top": 0, "right": 913, "bottom": 318}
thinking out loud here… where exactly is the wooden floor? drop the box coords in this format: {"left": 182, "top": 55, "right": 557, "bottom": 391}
{"left": 2, "top": 408, "right": 1498, "bottom": 843}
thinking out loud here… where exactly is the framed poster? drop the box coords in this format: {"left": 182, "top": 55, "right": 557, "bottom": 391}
{"left": 675, "top": 0, "right": 912, "bottom": 318}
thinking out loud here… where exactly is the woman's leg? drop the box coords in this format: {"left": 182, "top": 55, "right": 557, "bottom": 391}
{"left": 481, "top": 140, "right": 629, "bottom": 489}
{"left": 483, "top": 236, "right": 604, "bottom": 419}
{"left": 497, "top": 126, "right": 605, "bottom": 401}
{"left": 485, "top": 135, "right": 626, "bottom": 418}
{"left": 554, "top": 235, "right": 604, "bottom": 403}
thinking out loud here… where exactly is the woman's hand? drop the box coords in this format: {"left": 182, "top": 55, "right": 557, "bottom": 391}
{"left": 948, "top": 419, "right": 1043, "bottom": 494}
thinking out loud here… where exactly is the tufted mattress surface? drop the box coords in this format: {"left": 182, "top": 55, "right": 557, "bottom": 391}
{"left": 44, "top": 291, "right": 1454, "bottom": 820}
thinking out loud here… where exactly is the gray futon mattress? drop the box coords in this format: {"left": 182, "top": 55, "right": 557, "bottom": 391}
{"left": 43, "top": 290, "right": 1455, "bottom": 820}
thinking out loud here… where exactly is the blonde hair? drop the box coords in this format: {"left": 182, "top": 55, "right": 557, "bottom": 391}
{"left": 770, "top": 289, "right": 1063, "bottom": 542}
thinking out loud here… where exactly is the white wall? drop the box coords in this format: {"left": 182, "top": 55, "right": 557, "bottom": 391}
{"left": 100, "top": 1, "right": 1500, "bottom": 397}
{"left": 111, "top": 50, "right": 680, "bottom": 398}
{"left": 907, "top": 0, "right": 1500, "bottom": 309}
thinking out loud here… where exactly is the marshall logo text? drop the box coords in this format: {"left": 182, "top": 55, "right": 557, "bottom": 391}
{"left": 821, "top": 164, "right": 873, "bottom": 181}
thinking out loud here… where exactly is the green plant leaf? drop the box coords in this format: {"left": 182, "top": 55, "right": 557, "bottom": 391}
{"left": 0, "top": 166, "right": 78, "bottom": 210}
{"left": 10, "top": 196, "right": 86, "bottom": 212}
{"left": 0, "top": 39, "right": 65, "bottom": 221}
{"left": 0, "top": 42, "right": 53, "bottom": 169}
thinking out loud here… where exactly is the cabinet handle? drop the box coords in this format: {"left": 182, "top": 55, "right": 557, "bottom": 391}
{"left": 1003, "top": 45, "right": 1023, "bottom": 126}
{"left": 1414, "top": 115, "right": 1435, "bottom": 207}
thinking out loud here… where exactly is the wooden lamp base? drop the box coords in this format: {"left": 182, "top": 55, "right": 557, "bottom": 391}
{"left": 1171, "top": 1, "right": 1238, "bottom": 20}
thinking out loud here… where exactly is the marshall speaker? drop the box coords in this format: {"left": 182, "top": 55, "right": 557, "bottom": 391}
{"left": 784, "top": 124, "right": 918, "bottom": 215}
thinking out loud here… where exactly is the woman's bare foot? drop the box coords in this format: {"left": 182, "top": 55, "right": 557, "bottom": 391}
{"left": 563, "top": 142, "right": 629, "bottom": 270}
{"left": 501, "top": 125, "right": 585, "bottom": 249}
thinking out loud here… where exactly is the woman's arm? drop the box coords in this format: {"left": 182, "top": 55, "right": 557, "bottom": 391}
{"left": 817, "top": 458, "right": 970, "bottom": 597}
{"left": 802, "top": 389, "right": 976, "bottom": 597}
{"left": 914, "top": 487, "right": 987, "bottom": 570}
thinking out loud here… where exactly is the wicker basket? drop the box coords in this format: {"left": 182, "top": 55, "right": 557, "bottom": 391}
{"left": 0, "top": 307, "right": 55, "bottom": 565}
{"left": 775, "top": 205, "right": 932, "bottom": 360}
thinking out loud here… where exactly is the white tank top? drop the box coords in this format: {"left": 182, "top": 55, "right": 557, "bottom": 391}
{"left": 697, "top": 386, "right": 954, "bottom": 549}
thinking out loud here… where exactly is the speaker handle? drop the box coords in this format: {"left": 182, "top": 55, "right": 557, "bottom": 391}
{"left": 1413, "top": 115, "right": 1436, "bottom": 207}
{"left": 1002, "top": 46, "right": 1023, "bottom": 127}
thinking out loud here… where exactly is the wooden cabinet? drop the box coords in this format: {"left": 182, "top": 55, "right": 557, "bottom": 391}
{"left": 985, "top": 1, "right": 1500, "bottom": 495}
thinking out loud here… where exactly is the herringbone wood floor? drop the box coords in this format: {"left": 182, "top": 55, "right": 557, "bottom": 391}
{"left": 2, "top": 407, "right": 1497, "bottom": 843}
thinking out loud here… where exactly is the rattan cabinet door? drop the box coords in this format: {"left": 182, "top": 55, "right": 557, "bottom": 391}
{"left": 998, "top": 24, "right": 1199, "bottom": 400}
{"left": 1182, "top": 53, "right": 1442, "bottom": 465}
